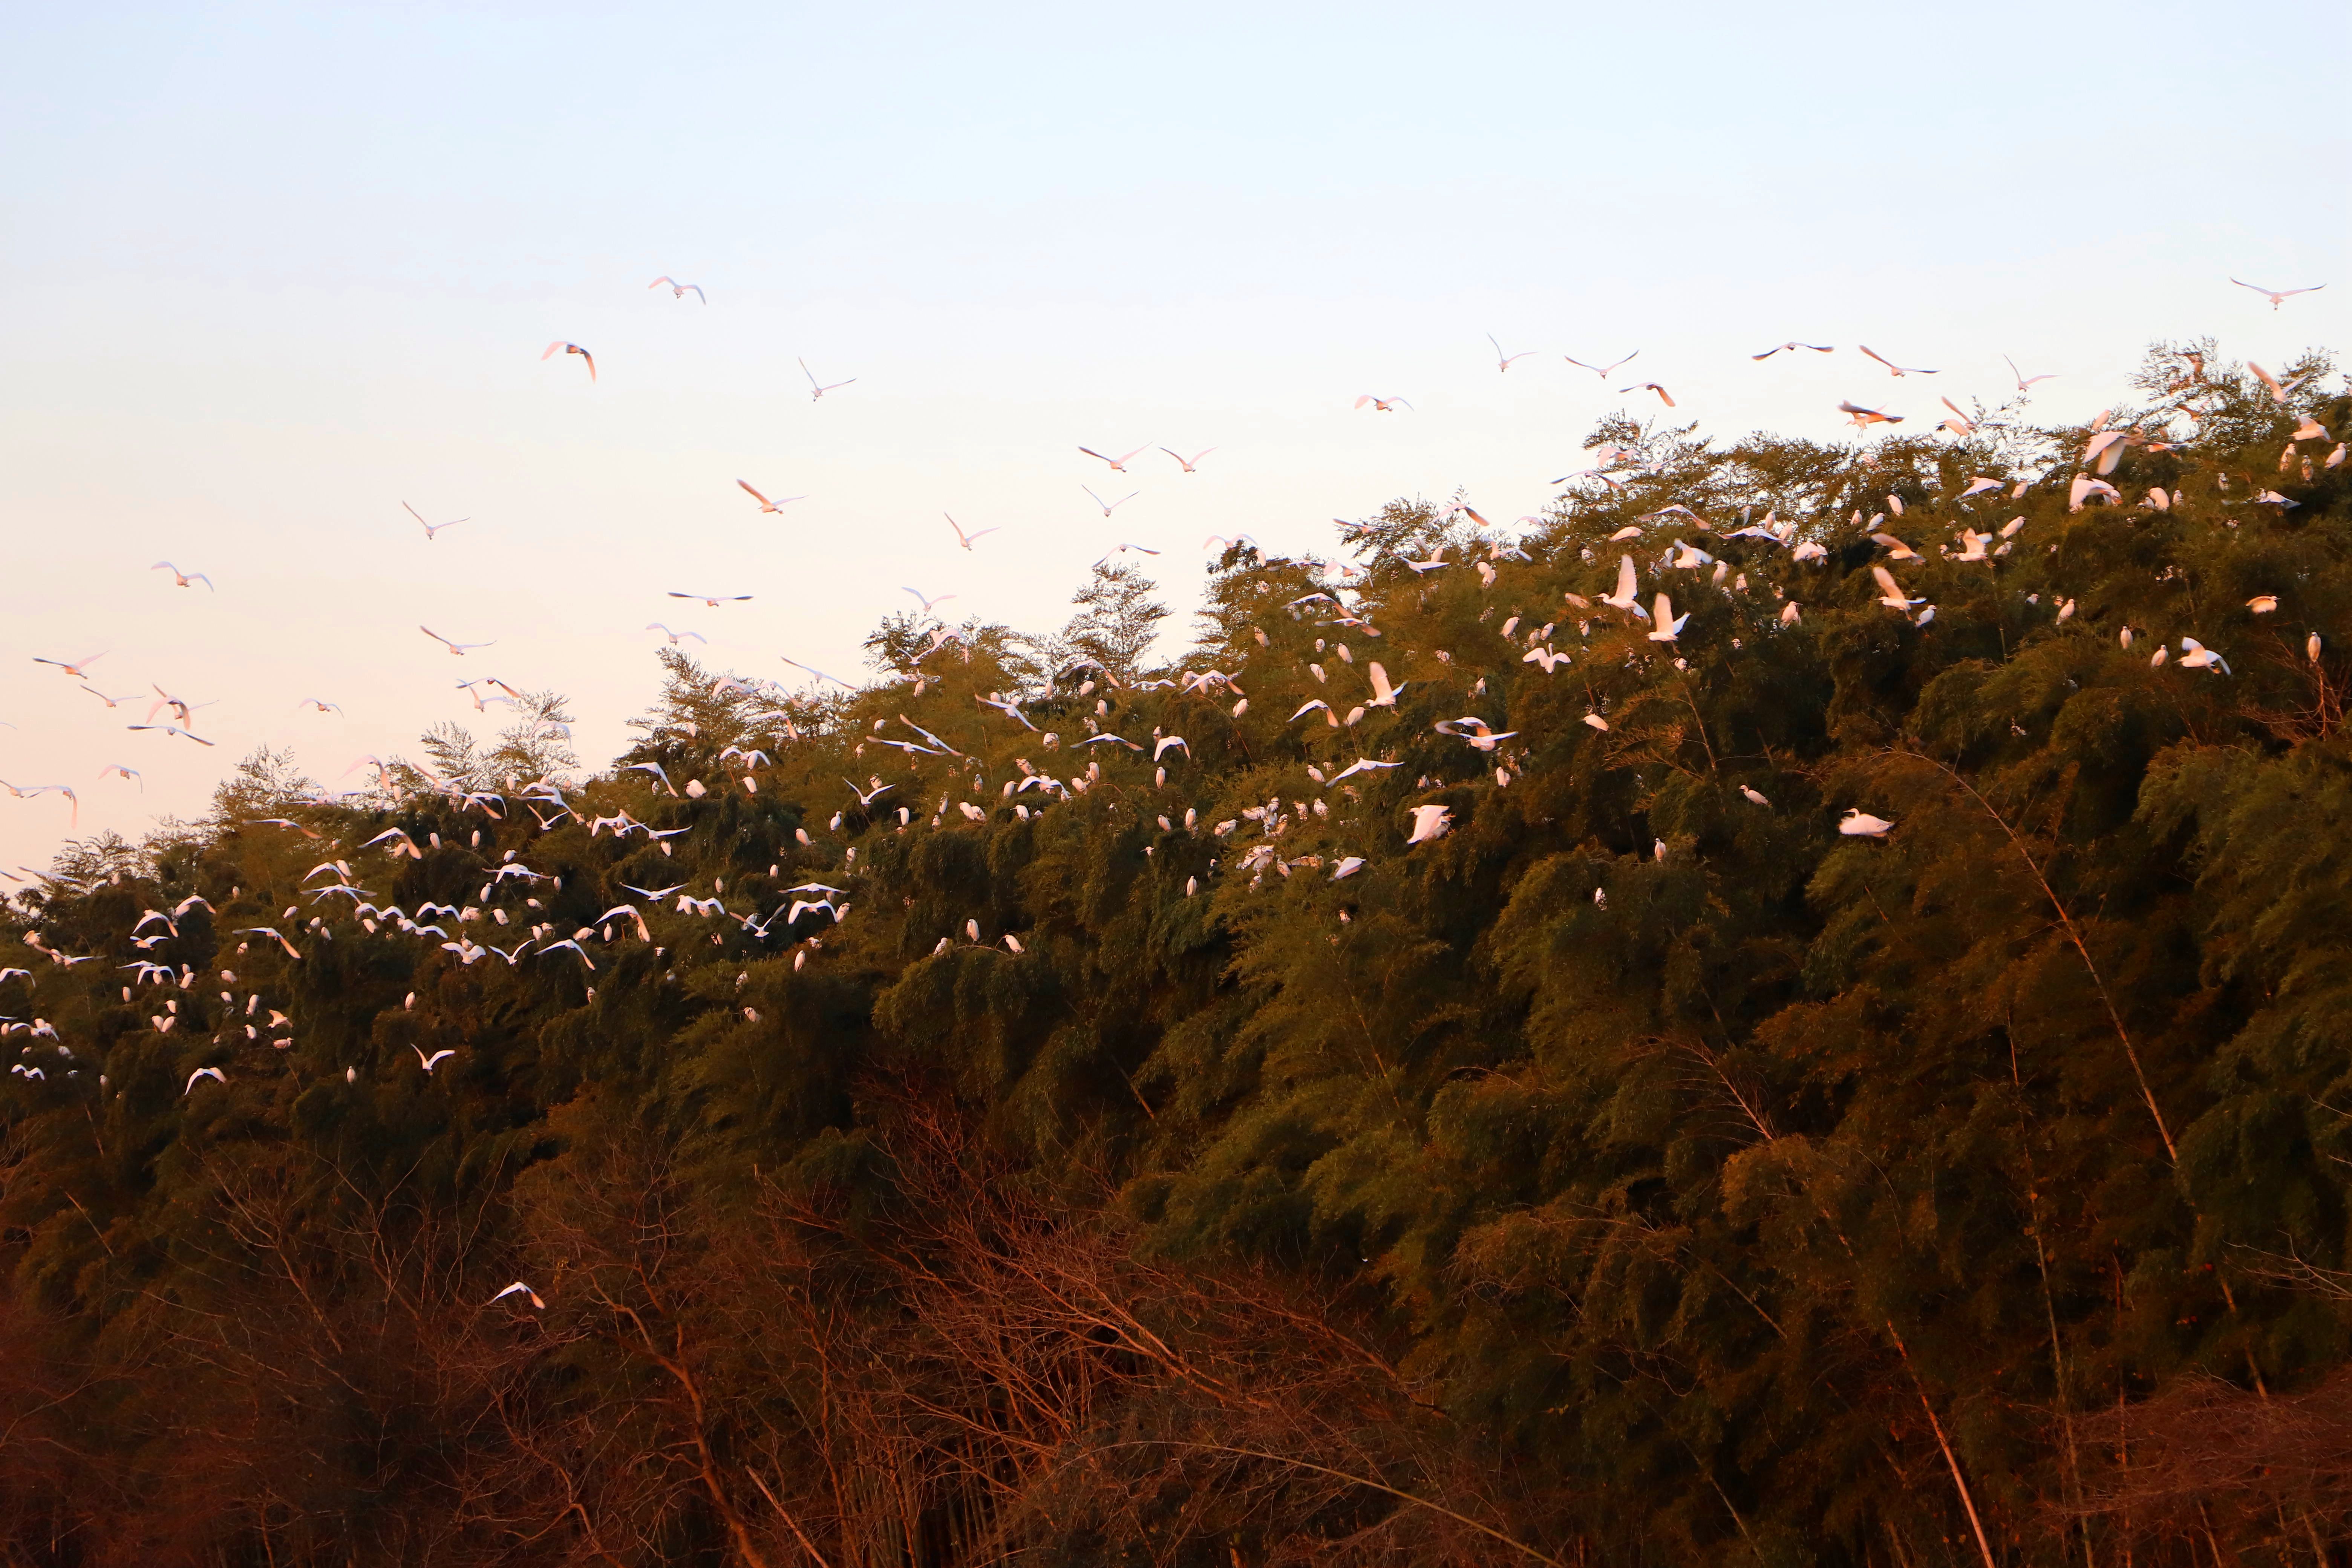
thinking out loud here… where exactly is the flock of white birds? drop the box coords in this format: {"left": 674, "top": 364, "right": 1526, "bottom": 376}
{"left": 0, "top": 271, "right": 2333, "bottom": 1310}
{"left": 3, "top": 273, "right": 2333, "bottom": 852}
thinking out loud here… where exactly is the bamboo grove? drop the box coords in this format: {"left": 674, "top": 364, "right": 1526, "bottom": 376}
{"left": 2, "top": 340, "right": 2349, "bottom": 1567}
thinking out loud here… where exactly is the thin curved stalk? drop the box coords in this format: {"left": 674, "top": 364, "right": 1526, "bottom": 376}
{"left": 1891, "top": 749, "right": 2178, "bottom": 1162}
{"left": 1088, "top": 1439, "right": 1564, "bottom": 1567}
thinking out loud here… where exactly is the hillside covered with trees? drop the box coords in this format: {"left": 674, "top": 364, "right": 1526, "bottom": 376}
{"left": 4, "top": 341, "right": 2350, "bottom": 1567}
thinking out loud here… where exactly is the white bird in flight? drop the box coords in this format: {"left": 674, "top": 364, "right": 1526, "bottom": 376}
{"left": 1600, "top": 555, "right": 1643, "bottom": 615}
{"left": 1405, "top": 804, "right": 1452, "bottom": 845}
{"left": 645, "top": 623, "right": 706, "bottom": 645}
{"left": 2231, "top": 278, "right": 2324, "bottom": 309}
{"left": 946, "top": 514, "right": 999, "bottom": 551}
{"left": 1646, "top": 593, "right": 1688, "bottom": 642}
{"left": 903, "top": 586, "right": 957, "bottom": 615}
{"left": 1620, "top": 383, "right": 1676, "bottom": 407}
{"left": 669, "top": 591, "right": 751, "bottom": 606}
{"left": 737, "top": 480, "right": 805, "bottom": 513}
{"left": 1354, "top": 395, "right": 1412, "bottom": 412}
{"left": 402, "top": 502, "right": 466, "bottom": 540}
{"left": 1161, "top": 447, "right": 1216, "bottom": 473}
{"left": 2003, "top": 355, "right": 2057, "bottom": 391}
{"left": 1565, "top": 351, "right": 1637, "bottom": 378}
{"left": 1079, "top": 445, "right": 1148, "bottom": 472}
{"left": 1870, "top": 566, "right": 1924, "bottom": 611}
{"left": 1487, "top": 334, "right": 1537, "bottom": 372}
{"left": 1433, "top": 718, "right": 1517, "bottom": 751}
{"left": 2177, "top": 637, "right": 2231, "bottom": 674}
{"left": 488, "top": 1281, "right": 546, "bottom": 1309}
{"left": 413, "top": 1045, "right": 456, "bottom": 1072}
{"left": 1083, "top": 486, "right": 1138, "bottom": 517}
{"left": 127, "top": 724, "right": 215, "bottom": 746}
{"left": 151, "top": 561, "right": 214, "bottom": 590}
{"left": 420, "top": 626, "right": 495, "bottom": 656}
{"left": 800, "top": 358, "right": 855, "bottom": 400}
{"left": 1753, "top": 342, "right": 1833, "bottom": 360}
{"left": 648, "top": 275, "right": 706, "bottom": 302}
{"left": 1840, "top": 400, "right": 1903, "bottom": 428}
{"left": 185, "top": 1066, "right": 227, "bottom": 1093}
{"left": 34, "top": 652, "right": 106, "bottom": 679}
{"left": 541, "top": 341, "right": 595, "bottom": 380}
{"left": 781, "top": 656, "right": 855, "bottom": 689}
{"left": 1859, "top": 345, "right": 1936, "bottom": 377}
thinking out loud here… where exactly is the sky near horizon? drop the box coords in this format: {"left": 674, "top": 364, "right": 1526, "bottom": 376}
{"left": 2, "top": 0, "right": 2344, "bottom": 870}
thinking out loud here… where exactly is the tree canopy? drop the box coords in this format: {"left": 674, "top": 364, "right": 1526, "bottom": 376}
{"left": 2, "top": 341, "right": 2349, "bottom": 1567}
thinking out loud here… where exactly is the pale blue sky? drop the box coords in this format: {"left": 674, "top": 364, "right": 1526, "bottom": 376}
{"left": 2, "top": 1, "right": 2343, "bottom": 865}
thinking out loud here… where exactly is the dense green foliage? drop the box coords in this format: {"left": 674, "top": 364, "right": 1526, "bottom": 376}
{"left": 4, "top": 342, "right": 2351, "bottom": 1566}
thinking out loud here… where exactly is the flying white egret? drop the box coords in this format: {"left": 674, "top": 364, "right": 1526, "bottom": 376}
{"left": 402, "top": 502, "right": 466, "bottom": 540}
{"left": 1646, "top": 594, "right": 1688, "bottom": 642}
{"left": 1487, "top": 334, "right": 1537, "bottom": 372}
{"left": 1601, "top": 554, "right": 1643, "bottom": 614}
{"left": 799, "top": 358, "right": 856, "bottom": 399}
{"left": 946, "top": 514, "right": 999, "bottom": 550}
{"left": 1859, "top": 345, "right": 1937, "bottom": 377}
{"left": 2003, "top": 355, "right": 2057, "bottom": 391}
{"left": 127, "top": 724, "right": 214, "bottom": 746}
{"left": 2177, "top": 638, "right": 2231, "bottom": 674}
{"left": 737, "top": 480, "right": 805, "bottom": 513}
{"left": 2231, "top": 278, "right": 2325, "bottom": 309}
{"left": 1871, "top": 566, "right": 1924, "bottom": 611}
{"left": 1564, "top": 351, "right": 1637, "bottom": 378}
{"left": 420, "top": 626, "right": 495, "bottom": 656}
{"left": 541, "top": 341, "right": 594, "bottom": 380}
